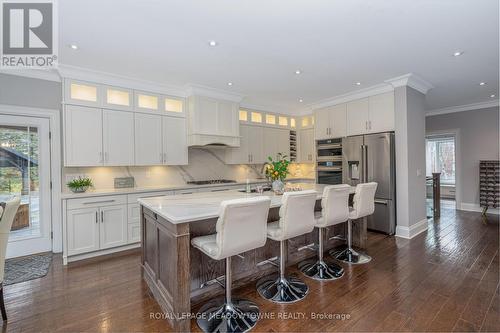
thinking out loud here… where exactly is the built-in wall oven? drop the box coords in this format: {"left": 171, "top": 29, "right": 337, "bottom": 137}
{"left": 316, "top": 138, "right": 343, "bottom": 185}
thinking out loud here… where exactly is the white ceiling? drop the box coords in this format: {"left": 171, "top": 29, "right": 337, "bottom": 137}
{"left": 59, "top": 0, "right": 499, "bottom": 115}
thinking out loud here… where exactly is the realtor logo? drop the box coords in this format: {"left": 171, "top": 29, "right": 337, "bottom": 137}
{"left": 1, "top": 0, "right": 58, "bottom": 68}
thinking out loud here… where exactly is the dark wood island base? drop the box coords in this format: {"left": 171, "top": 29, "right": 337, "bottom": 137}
{"left": 140, "top": 199, "right": 367, "bottom": 332}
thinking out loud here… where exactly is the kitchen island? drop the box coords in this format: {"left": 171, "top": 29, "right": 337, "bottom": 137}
{"left": 139, "top": 183, "right": 365, "bottom": 331}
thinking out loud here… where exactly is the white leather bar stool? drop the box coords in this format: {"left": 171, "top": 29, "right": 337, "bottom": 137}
{"left": 331, "top": 182, "right": 378, "bottom": 264}
{"left": 256, "top": 190, "right": 317, "bottom": 303}
{"left": 298, "top": 185, "right": 351, "bottom": 280}
{"left": 192, "top": 196, "right": 271, "bottom": 333}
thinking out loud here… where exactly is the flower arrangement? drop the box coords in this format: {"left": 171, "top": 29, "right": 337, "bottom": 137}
{"left": 67, "top": 176, "right": 93, "bottom": 193}
{"left": 264, "top": 153, "right": 290, "bottom": 182}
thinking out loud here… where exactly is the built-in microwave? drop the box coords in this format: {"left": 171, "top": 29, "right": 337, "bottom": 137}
{"left": 316, "top": 138, "right": 343, "bottom": 185}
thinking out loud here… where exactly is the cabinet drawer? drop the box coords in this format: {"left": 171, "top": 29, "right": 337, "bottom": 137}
{"left": 127, "top": 190, "right": 173, "bottom": 204}
{"left": 67, "top": 195, "right": 127, "bottom": 210}
{"left": 128, "top": 222, "right": 141, "bottom": 243}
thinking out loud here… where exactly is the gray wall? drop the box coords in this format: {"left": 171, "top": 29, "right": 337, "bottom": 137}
{"left": 426, "top": 107, "right": 500, "bottom": 207}
{"left": 0, "top": 73, "right": 61, "bottom": 109}
{"left": 394, "top": 86, "right": 427, "bottom": 234}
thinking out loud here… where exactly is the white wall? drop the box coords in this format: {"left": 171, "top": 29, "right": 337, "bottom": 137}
{"left": 0, "top": 74, "right": 61, "bottom": 109}
{"left": 426, "top": 107, "right": 499, "bottom": 211}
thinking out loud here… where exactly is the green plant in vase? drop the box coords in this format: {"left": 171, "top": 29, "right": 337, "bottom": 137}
{"left": 264, "top": 153, "right": 290, "bottom": 194}
{"left": 67, "top": 176, "right": 93, "bottom": 193}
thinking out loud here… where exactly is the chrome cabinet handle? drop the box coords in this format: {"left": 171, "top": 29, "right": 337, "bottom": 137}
{"left": 95, "top": 211, "right": 98, "bottom": 223}
{"left": 101, "top": 211, "right": 104, "bottom": 223}
{"left": 83, "top": 200, "right": 115, "bottom": 205}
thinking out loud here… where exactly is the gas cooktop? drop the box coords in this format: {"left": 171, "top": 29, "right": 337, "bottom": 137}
{"left": 186, "top": 179, "right": 237, "bottom": 185}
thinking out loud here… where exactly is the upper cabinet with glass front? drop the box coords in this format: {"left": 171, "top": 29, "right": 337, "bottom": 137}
{"left": 65, "top": 80, "right": 101, "bottom": 107}
{"left": 103, "top": 86, "right": 133, "bottom": 110}
{"left": 64, "top": 79, "right": 185, "bottom": 116}
{"left": 134, "top": 91, "right": 159, "bottom": 111}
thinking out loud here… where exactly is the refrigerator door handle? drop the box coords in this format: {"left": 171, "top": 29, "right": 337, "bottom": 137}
{"left": 374, "top": 199, "right": 389, "bottom": 205}
{"left": 361, "top": 144, "right": 368, "bottom": 183}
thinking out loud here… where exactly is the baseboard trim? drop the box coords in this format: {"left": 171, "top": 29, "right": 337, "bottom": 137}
{"left": 395, "top": 218, "right": 428, "bottom": 239}
{"left": 64, "top": 243, "right": 140, "bottom": 265}
{"left": 458, "top": 203, "right": 499, "bottom": 215}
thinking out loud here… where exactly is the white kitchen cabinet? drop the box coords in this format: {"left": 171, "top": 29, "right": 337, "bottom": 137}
{"left": 187, "top": 95, "right": 240, "bottom": 146}
{"left": 263, "top": 127, "right": 290, "bottom": 161}
{"left": 299, "top": 128, "right": 315, "bottom": 163}
{"left": 225, "top": 125, "right": 263, "bottom": 164}
{"left": 346, "top": 98, "right": 370, "bottom": 136}
{"left": 314, "top": 104, "right": 346, "bottom": 140}
{"left": 134, "top": 113, "right": 163, "bottom": 165}
{"left": 367, "top": 92, "right": 395, "bottom": 133}
{"left": 248, "top": 126, "right": 264, "bottom": 163}
{"left": 102, "top": 110, "right": 135, "bottom": 166}
{"left": 314, "top": 108, "right": 331, "bottom": 140}
{"left": 346, "top": 93, "right": 394, "bottom": 135}
{"left": 64, "top": 105, "right": 103, "bottom": 166}
{"left": 162, "top": 116, "right": 188, "bottom": 165}
{"left": 66, "top": 207, "right": 100, "bottom": 256}
{"left": 99, "top": 205, "right": 128, "bottom": 250}
{"left": 128, "top": 223, "right": 141, "bottom": 243}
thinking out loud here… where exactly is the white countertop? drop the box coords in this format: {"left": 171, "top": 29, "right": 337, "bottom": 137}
{"left": 138, "top": 183, "right": 355, "bottom": 224}
{"left": 61, "top": 178, "right": 314, "bottom": 199}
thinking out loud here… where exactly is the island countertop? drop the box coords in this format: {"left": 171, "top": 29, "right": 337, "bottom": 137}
{"left": 138, "top": 183, "right": 355, "bottom": 224}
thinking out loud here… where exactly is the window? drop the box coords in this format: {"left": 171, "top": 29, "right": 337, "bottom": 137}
{"left": 426, "top": 136, "right": 455, "bottom": 184}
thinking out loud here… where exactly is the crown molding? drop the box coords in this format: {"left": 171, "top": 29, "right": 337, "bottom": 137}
{"left": 0, "top": 68, "right": 61, "bottom": 82}
{"left": 57, "top": 64, "right": 189, "bottom": 97}
{"left": 307, "top": 83, "right": 394, "bottom": 111}
{"left": 185, "top": 84, "right": 245, "bottom": 103}
{"left": 426, "top": 100, "right": 499, "bottom": 117}
{"left": 385, "top": 73, "right": 434, "bottom": 94}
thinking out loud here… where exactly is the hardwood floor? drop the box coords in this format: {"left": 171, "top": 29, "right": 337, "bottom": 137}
{"left": 2, "top": 207, "right": 498, "bottom": 332}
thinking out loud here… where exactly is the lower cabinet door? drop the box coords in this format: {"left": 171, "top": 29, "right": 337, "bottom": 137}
{"left": 128, "top": 223, "right": 141, "bottom": 243}
{"left": 67, "top": 208, "right": 100, "bottom": 256}
{"left": 99, "top": 205, "right": 128, "bottom": 249}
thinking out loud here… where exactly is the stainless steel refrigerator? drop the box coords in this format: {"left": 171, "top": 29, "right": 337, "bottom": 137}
{"left": 342, "top": 132, "right": 396, "bottom": 235}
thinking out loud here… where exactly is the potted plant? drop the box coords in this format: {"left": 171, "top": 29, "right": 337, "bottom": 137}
{"left": 67, "top": 176, "right": 93, "bottom": 193}
{"left": 264, "top": 153, "right": 290, "bottom": 194}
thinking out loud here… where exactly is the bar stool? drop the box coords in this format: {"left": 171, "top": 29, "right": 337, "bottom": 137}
{"left": 331, "top": 182, "right": 378, "bottom": 264}
{"left": 192, "top": 196, "right": 271, "bottom": 333}
{"left": 256, "top": 190, "right": 317, "bottom": 303}
{"left": 298, "top": 185, "right": 351, "bottom": 280}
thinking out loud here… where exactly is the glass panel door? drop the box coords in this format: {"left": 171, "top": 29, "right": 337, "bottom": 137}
{"left": 0, "top": 115, "right": 51, "bottom": 258}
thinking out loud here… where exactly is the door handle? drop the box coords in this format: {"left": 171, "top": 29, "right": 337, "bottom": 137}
{"left": 95, "top": 211, "right": 98, "bottom": 223}
{"left": 101, "top": 211, "right": 104, "bottom": 223}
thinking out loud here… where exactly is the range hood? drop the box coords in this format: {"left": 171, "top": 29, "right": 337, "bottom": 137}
{"left": 186, "top": 91, "right": 242, "bottom": 148}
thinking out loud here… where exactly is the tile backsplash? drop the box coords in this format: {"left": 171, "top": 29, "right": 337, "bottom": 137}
{"left": 62, "top": 148, "right": 315, "bottom": 192}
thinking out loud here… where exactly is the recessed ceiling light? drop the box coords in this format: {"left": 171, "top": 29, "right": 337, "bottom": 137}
{"left": 69, "top": 44, "right": 78, "bottom": 50}
{"left": 208, "top": 40, "right": 218, "bottom": 47}
{"left": 355, "top": 82, "right": 361, "bottom": 86}
{"left": 453, "top": 51, "right": 463, "bottom": 57}
{"left": 295, "top": 70, "right": 302, "bottom": 75}
{"left": 299, "top": 99, "right": 303, "bottom": 103}
{"left": 227, "top": 82, "right": 233, "bottom": 86}
{"left": 479, "top": 82, "right": 487, "bottom": 86}
{"left": 490, "top": 94, "right": 496, "bottom": 98}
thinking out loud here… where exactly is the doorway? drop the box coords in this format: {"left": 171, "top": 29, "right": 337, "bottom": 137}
{"left": 0, "top": 115, "right": 52, "bottom": 258}
{"left": 426, "top": 133, "right": 458, "bottom": 214}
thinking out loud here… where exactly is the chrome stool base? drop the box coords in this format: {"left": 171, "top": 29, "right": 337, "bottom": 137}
{"left": 331, "top": 248, "right": 371, "bottom": 264}
{"left": 256, "top": 275, "right": 308, "bottom": 303}
{"left": 298, "top": 259, "right": 344, "bottom": 280}
{"left": 197, "top": 298, "right": 260, "bottom": 333}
